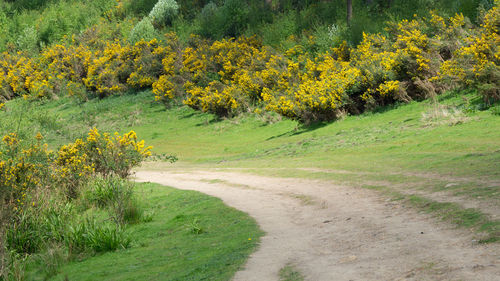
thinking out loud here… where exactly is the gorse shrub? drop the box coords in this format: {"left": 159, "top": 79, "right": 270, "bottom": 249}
{"left": 84, "top": 128, "right": 152, "bottom": 178}
{"left": 1, "top": 128, "right": 151, "bottom": 210}
{"left": 149, "top": 0, "right": 179, "bottom": 27}
{"left": 0, "top": 132, "right": 53, "bottom": 209}
{"left": 0, "top": 3, "right": 498, "bottom": 122}
{"left": 1, "top": 129, "right": 154, "bottom": 279}
{"left": 436, "top": 3, "right": 499, "bottom": 103}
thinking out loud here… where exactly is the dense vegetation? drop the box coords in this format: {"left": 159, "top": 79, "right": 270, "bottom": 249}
{"left": 0, "top": 1, "right": 498, "bottom": 123}
{"left": 0, "top": 128, "right": 155, "bottom": 278}
{"left": 0, "top": 0, "right": 498, "bottom": 280}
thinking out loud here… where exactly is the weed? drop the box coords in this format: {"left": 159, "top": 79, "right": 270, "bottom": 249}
{"left": 421, "top": 104, "right": 470, "bottom": 126}
{"left": 491, "top": 105, "right": 500, "bottom": 116}
{"left": 279, "top": 264, "right": 304, "bottom": 281}
{"left": 186, "top": 218, "right": 204, "bottom": 234}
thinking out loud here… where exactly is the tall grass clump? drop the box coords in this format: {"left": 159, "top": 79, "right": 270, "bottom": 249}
{"left": 84, "top": 176, "right": 142, "bottom": 224}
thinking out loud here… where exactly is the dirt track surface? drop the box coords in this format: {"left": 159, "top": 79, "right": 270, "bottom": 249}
{"left": 135, "top": 170, "right": 499, "bottom": 281}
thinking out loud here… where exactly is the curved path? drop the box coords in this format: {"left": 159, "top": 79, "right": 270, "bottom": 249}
{"left": 135, "top": 170, "right": 499, "bottom": 281}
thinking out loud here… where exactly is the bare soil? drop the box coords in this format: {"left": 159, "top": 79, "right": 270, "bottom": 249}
{"left": 135, "top": 170, "right": 499, "bottom": 281}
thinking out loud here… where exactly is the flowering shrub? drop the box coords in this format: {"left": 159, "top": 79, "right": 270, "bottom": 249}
{"left": 437, "top": 3, "right": 499, "bottom": 102}
{"left": 184, "top": 81, "right": 241, "bottom": 117}
{"left": 262, "top": 55, "right": 360, "bottom": 122}
{"left": 1, "top": 128, "right": 152, "bottom": 210}
{"left": 127, "top": 39, "right": 172, "bottom": 89}
{"left": 85, "top": 128, "right": 152, "bottom": 177}
{"left": 0, "top": 4, "right": 498, "bottom": 121}
{"left": 0, "top": 128, "right": 155, "bottom": 274}
{"left": 83, "top": 41, "right": 130, "bottom": 97}
{"left": 180, "top": 36, "right": 277, "bottom": 117}
{"left": 54, "top": 139, "right": 94, "bottom": 199}
{"left": 40, "top": 44, "right": 92, "bottom": 84}
{"left": 0, "top": 133, "right": 53, "bottom": 210}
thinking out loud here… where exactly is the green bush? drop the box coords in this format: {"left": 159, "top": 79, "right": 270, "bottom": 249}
{"left": 16, "top": 26, "right": 38, "bottom": 53}
{"left": 217, "top": 0, "right": 250, "bottom": 38}
{"left": 129, "top": 17, "right": 157, "bottom": 43}
{"left": 197, "top": 0, "right": 254, "bottom": 39}
{"left": 257, "top": 12, "right": 297, "bottom": 47}
{"left": 123, "top": 0, "right": 158, "bottom": 16}
{"left": 197, "top": 1, "right": 220, "bottom": 38}
{"left": 149, "top": 0, "right": 179, "bottom": 27}
{"left": 491, "top": 105, "right": 500, "bottom": 116}
{"left": 6, "top": 0, "right": 54, "bottom": 11}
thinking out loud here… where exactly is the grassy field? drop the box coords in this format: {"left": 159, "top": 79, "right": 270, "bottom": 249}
{"left": 22, "top": 182, "right": 262, "bottom": 281}
{"left": 2, "top": 89, "right": 499, "bottom": 245}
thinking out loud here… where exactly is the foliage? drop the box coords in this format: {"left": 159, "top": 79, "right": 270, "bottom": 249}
{"left": 0, "top": 1, "right": 498, "bottom": 124}
{"left": 123, "top": 0, "right": 158, "bottom": 16}
{"left": 0, "top": 0, "right": 119, "bottom": 52}
{"left": 0, "top": 128, "right": 154, "bottom": 279}
{"left": 84, "top": 175, "right": 142, "bottom": 224}
{"left": 149, "top": 0, "right": 179, "bottom": 27}
{"left": 16, "top": 26, "right": 39, "bottom": 54}
{"left": 80, "top": 128, "right": 153, "bottom": 178}
{"left": 436, "top": 3, "right": 499, "bottom": 102}
{"left": 84, "top": 39, "right": 171, "bottom": 97}
{"left": 129, "top": 17, "right": 157, "bottom": 44}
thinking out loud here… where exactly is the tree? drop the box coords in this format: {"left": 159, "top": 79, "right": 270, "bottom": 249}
{"left": 347, "top": 0, "right": 352, "bottom": 25}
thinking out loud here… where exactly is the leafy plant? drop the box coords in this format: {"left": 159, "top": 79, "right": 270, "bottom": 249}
{"left": 149, "top": 0, "right": 179, "bottom": 27}
{"left": 128, "top": 17, "right": 157, "bottom": 44}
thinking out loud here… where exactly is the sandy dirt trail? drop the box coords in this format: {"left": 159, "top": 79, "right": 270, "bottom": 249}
{"left": 135, "top": 170, "right": 499, "bottom": 281}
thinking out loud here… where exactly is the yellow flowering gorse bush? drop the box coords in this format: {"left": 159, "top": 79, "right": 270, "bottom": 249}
{"left": 437, "top": 2, "right": 499, "bottom": 102}
{"left": 0, "top": 3, "right": 498, "bottom": 121}
{"left": 1, "top": 129, "right": 152, "bottom": 209}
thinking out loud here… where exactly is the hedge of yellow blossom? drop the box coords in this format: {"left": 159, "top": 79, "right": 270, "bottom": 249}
{"left": 0, "top": 3, "right": 498, "bottom": 121}
{"left": 84, "top": 128, "right": 152, "bottom": 178}
{"left": 1, "top": 129, "right": 152, "bottom": 211}
{"left": 0, "top": 133, "right": 53, "bottom": 210}
{"left": 436, "top": 2, "right": 499, "bottom": 102}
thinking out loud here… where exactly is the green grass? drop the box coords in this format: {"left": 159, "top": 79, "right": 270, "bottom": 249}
{"left": 1, "top": 89, "right": 499, "bottom": 243}
{"left": 3, "top": 90, "right": 500, "bottom": 180}
{"left": 24, "top": 182, "right": 262, "bottom": 281}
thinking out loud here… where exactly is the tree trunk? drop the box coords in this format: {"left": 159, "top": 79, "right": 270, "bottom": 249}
{"left": 347, "top": 0, "right": 353, "bottom": 25}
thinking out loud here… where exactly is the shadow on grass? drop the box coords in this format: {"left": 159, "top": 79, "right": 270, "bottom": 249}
{"left": 195, "top": 116, "right": 222, "bottom": 126}
{"left": 266, "top": 121, "right": 329, "bottom": 141}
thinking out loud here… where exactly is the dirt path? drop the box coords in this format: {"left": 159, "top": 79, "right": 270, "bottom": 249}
{"left": 135, "top": 170, "right": 499, "bottom": 281}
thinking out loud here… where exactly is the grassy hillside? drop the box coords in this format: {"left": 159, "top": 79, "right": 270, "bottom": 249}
{"left": 0, "top": 0, "right": 498, "bottom": 279}
{"left": 2, "top": 89, "right": 499, "bottom": 244}
{"left": 3, "top": 90, "right": 499, "bottom": 178}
